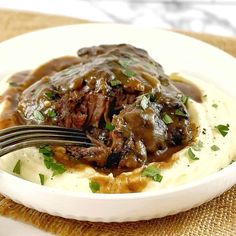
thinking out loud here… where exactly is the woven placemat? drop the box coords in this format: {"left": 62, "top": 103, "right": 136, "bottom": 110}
{"left": 0, "top": 9, "right": 235, "bottom": 236}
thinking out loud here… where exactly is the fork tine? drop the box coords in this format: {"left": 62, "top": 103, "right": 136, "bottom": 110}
{"left": 0, "top": 125, "right": 87, "bottom": 136}
{"left": 0, "top": 138, "right": 93, "bottom": 157}
{"left": 0, "top": 129, "right": 87, "bottom": 142}
{"left": 0, "top": 133, "right": 91, "bottom": 148}
{"left": 0, "top": 125, "right": 94, "bottom": 157}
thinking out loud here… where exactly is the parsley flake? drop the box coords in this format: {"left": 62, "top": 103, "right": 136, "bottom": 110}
{"left": 44, "top": 91, "right": 56, "bottom": 100}
{"left": 215, "top": 124, "right": 230, "bottom": 137}
{"left": 212, "top": 104, "right": 218, "bottom": 108}
{"left": 51, "top": 163, "right": 66, "bottom": 176}
{"left": 110, "top": 79, "right": 121, "bottom": 87}
{"left": 118, "top": 59, "right": 132, "bottom": 68}
{"left": 192, "top": 140, "right": 204, "bottom": 151}
{"left": 118, "top": 58, "right": 136, "bottom": 78}
{"left": 89, "top": 181, "right": 100, "bottom": 193}
{"left": 33, "top": 110, "right": 44, "bottom": 121}
{"left": 211, "top": 145, "right": 220, "bottom": 151}
{"left": 105, "top": 123, "right": 115, "bottom": 131}
{"left": 122, "top": 69, "right": 136, "bottom": 78}
{"left": 39, "top": 173, "right": 45, "bottom": 185}
{"left": 162, "top": 114, "right": 173, "bottom": 125}
{"left": 47, "top": 109, "right": 57, "bottom": 118}
{"left": 181, "top": 95, "right": 189, "bottom": 105}
{"left": 141, "top": 166, "right": 163, "bottom": 182}
{"left": 13, "top": 160, "right": 21, "bottom": 175}
{"left": 9, "top": 81, "right": 18, "bottom": 87}
{"left": 44, "top": 156, "right": 52, "bottom": 169}
{"left": 39, "top": 146, "right": 66, "bottom": 176}
{"left": 153, "top": 174, "right": 163, "bottom": 182}
{"left": 188, "top": 148, "right": 199, "bottom": 161}
{"left": 175, "top": 109, "right": 187, "bottom": 117}
{"left": 39, "top": 146, "right": 53, "bottom": 157}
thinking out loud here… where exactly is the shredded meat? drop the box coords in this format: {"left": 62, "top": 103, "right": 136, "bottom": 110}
{"left": 67, "top": 146, "right": 111, "bottom": 167}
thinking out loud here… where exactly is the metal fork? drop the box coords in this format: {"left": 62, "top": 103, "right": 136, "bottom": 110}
{"left": 0, "top": 125, "right": 93, "bottom": 157}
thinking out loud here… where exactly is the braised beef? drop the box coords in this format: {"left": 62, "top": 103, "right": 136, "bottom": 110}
{"left": 16, "top": 44, "right": 193, "bottom": 173}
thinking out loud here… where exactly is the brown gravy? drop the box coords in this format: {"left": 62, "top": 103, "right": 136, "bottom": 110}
{"left": 0, "top": 71, "right": 30, "bottom": 129}
{"left": 170, "top": 74, "right": 202, "bottom": 103}
{"left": 0, "top": 56, "right": 81, "bottom": 129}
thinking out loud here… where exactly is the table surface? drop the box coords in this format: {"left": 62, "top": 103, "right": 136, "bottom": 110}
{"left": 0, "top": 216, "right": 52, "bottom": 236}
{"left": 1, "top": 0, "right": 236, "bottom": 36}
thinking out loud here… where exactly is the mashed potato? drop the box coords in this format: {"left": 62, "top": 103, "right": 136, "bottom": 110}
{"left": 0, "top": 74, "right": 236, "bottom": 193}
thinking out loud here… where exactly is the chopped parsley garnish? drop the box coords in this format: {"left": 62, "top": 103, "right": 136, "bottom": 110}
{"left": 118, "top": 58, "right": 136, "bottom": 78}
{"left": 105, "top": 123, "right": 115, "bottom": 131}
{"left": 162, "top": 114, "right": 173, "bottom": 125}
{"left": 39, "top": 173, "right": 45, "bottom": 185}
{"left": 192, "top": 140, "right": 204, "bottom": 151}
{"left": 39, "top": 145, "right": 53, "bottom": 157}
{"left": 140, "top": 95, "right": 150, "bottom": 110}
{"left": 122, "top": 69, "right": 136, "bottom": 78}
{"left": 137, "top": 92, "right": 154, "bottom": 101}
{"left": 33, "top": 110, "right": 44, "bottom": 121}
{"left": 118, "top": 59, "right": 132, "bottom": 68}
{"left": 89, "top": 181, "right": 100, "bottom": 193}
{"left": 215, "top": 124, "right": 230, "bottom": 137}
{"left": 9, "top": 81, "right": 18, "bottom": 87}
{"left": 39, "top": 146, "right": 66, "bottom": 176}
{"left": 44, "top": 156, "right": 52, "bottom": 169}
{"left": 211, "top": 145, "right": 220, "bottom": 151}
{"left": 181, "top": 95, "right": 189, "bottom": 105}
{"left": 47, "top": 109, "right": 57, "bottom": 118}
{"left": 153, "top": 174, "right": 163, "bottom": 182}
{"left": 13, "top": 160, "right": 21, "bottom": 175}
{"left": 51, "top": 163, "right": 66, "bottom": 176}
{"left": 212, "top": 103, "right": 218, "bottom": 108}
{"left": 175, "top": 109, "right": 187, "bottom": 117}
{"left": 141, "top": 166, "right": 163, "bottom": 182}
{"left": 44, "top": 91, "right": 56, "bottom": 100}
{"left": 188, "top": 148, "right": 199, "bottom": 161}
{"left": 110, "top": 79, "right": 122, "bottom": 87}
{"left": 203, "top": 94, "right": 207, "bottom": 98}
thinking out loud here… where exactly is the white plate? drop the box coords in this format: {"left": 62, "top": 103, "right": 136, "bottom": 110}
{"left": 0, "top": 24, "right": 236, "bottom": 222}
